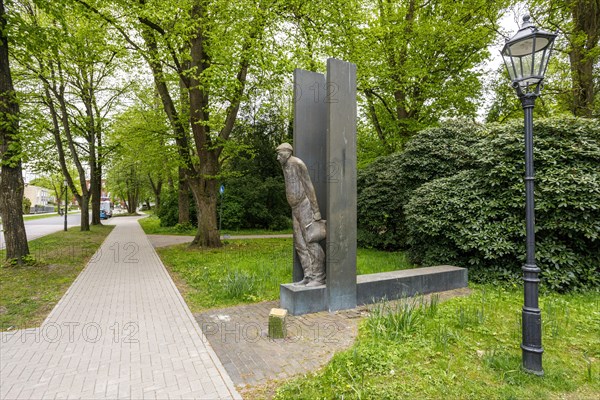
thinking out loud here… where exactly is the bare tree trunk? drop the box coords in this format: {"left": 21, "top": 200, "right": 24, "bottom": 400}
{"left": 91, "top": 163, "right": 101, "bottom": 225}
{"left": 189, "top": 177, "right": 221, "bottom": 248}
{"left": 126, "top": 190, "right": 137, "bottom": 214}
{"left": 77, "top": 194, "right": 90, "bottom": 231}
{"left": 178, "top": 167, "right": 190, "bottom": 224}
{"left": 569, "top": 0, "right": 599, "bottom": 117}
{"left": 148, "top": 174, "right": 163, "bottom": 212}
{"left": 0, "top": 0, "right": 29, "bottom": 262}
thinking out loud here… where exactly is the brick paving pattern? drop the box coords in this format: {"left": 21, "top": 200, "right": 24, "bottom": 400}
{"left": 195, "top": 287, "right": 470, "bottom": 391}
{"left": 0, "top": 217, "right": 240, "bottom": 400}
{"left": 196, "top": 302, "right": 361, "bottom": 388}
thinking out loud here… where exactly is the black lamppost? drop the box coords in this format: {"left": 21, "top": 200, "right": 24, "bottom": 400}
{"left": 63, "top": 180, "right": 68, "bottom": 232}
{"left": 501, "top": 15, "right": 557, "bottom": 376}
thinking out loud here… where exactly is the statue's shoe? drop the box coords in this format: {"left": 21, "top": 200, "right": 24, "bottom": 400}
{"left": 305, "top": 280, "right": 325, "bottom": 287}
{"left": 293, "top": 278, "right": 310, "bottom": 286}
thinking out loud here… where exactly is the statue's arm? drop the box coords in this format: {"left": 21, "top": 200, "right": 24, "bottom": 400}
{"left": 299, "top": 162, "right": 321, "bottom": 220}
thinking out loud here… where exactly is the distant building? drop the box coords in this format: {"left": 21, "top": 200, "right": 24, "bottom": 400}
{"left": 23, "top": 184, "right": 54, "bottom": 207}
{"left": 23, "top": 184, "right": 56, "bottom": 213}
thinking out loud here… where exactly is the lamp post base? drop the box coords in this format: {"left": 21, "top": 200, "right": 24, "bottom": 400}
{"left": 521, "top": 343, "right": 544, "bottom": 376}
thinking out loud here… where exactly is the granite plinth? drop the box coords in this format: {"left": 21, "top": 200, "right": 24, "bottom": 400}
{"left": 356, "top": 265, "right": 468, "bottom": 305}
{"left": 281, "top": 266, "right": 468, "bottom": 315}
{"left": 280, "top": 283, "right": 327, "bottom": 316}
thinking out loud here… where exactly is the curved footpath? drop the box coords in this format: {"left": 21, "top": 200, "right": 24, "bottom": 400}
{"left": 0, "top": 216, "right": 240, "bottom": 400}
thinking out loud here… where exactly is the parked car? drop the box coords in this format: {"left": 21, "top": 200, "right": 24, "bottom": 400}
{"left": 100, "top": 200, "right": 112, "bottom": 218}
{"left": 100, "top": 209, "right": 108, "bottom": 220}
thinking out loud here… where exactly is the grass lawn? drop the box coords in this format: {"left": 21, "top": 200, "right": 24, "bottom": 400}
{"left": 22, "top": 213, "right": 59, "bottom": 221}
{"left": 20, "top": 210, "right": 81, "bottom": 222}
{"left": 139, "top": 213, "right": 292, "bottom": 236}
{"left": 156, "top": 238, "right": 414, "bottom": 312}
{"left": 274, "top": 285, "right": 600, "bottom": 399}
{"left": 0, "top": 225, "right": 113, "bottom": 330}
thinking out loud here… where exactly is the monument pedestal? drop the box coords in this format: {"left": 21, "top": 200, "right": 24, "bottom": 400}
{"left": 356, "top": 265, "right": 467, "bottom": 305}
{"left": 280, "top": 284, "right": 327, "bottom": 316}
{"left": 281, "top": 266, "right": 468, "bottom": 316}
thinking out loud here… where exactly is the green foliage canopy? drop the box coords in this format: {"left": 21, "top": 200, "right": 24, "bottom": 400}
{"left": 405, "top": 118, "right": 600, "bottom": 292}
{"left": 357, "top": 122, "right": 484, "bottom": 249}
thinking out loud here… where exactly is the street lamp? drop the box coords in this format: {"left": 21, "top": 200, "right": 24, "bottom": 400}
{"left": 501, "top": 15, "right": 557, "bottom": 376}
{"left": 63, "top": 180, "right": 68, "bottom": 232}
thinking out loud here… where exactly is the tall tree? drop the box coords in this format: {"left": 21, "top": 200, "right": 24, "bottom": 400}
{"left": 530, "top": 0, "right": 600, "bottom": 117}
{"left": 0, "top": 0, "right": 29, "bottom": 262}
{"left": 106, "top": 88, "right": 176, "bottom": 214}
{"left": 290, "top": 0, "right": 510, "bottom": 153}
{"left": 12, "top": 0, "right": 129, "bottom": 230}
{"left": 75, "top": 0, "right": 278, "bottom": 247}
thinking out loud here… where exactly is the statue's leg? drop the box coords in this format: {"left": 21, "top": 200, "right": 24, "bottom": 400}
{"left": 292, "top": 208, "right": 312, "bottom": 281}
{"left": 296, "top": 198, "right": 326, "bottom": 285}
{"left": 308, "top": 242, "right": 326, "bottom": 284}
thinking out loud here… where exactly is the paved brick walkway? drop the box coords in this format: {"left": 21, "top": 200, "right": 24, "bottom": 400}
{"left": 0, "top": 217, "right": 240, "bottom": 400}
{"left": 196, "top": 301, "right": 361, "bottom": 388}
{"left": 195, "top": 288, "right": 471, "bottom": 396}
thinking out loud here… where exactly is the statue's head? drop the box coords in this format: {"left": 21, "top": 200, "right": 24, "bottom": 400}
{"left": 276, "top": 143, "right": 293, "bottom": 165}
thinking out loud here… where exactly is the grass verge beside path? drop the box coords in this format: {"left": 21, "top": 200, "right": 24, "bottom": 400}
{"left": 21, "top": 211, "right": 79, "bottom": 222}
{"left": 156, "top": 238, "right": 414, "bottom": 312}
{"left": 0, "top": 225, "right": 114, "bottom": 330}
{"left": 22, "top": 213, "right": 59, "bottom": 222}
{"left": 138, "top": 213, "right": 292, "bottom": 236}
{"left": 274, "top": 285, "right": 600, "bottom": 399}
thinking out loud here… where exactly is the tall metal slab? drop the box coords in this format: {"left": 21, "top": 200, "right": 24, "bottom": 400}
{"left": 326, "top": 58, "right": 357, "bottom": 311}
{"left": 292, "top": 69, "right": 327, "bottom": 282}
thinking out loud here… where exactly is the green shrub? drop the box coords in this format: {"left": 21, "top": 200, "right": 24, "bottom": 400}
{"left": 220, "top": 175, "right": 290, "bottom": 231}
{"left": 156, "top": 189, "right": 197, "bottom": 227}
{"left": 405, "top": 117, "right": 600, "bottom": 292}
{"left": 357, "top": 122, "right": 483, "bottom": 249}
{"left": 22, "top": 197, "right": 31, "bottom": 214}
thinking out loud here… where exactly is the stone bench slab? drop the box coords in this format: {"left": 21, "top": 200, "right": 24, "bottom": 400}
{"left": 281, "top": 265, "right": 468, "bottom": 315}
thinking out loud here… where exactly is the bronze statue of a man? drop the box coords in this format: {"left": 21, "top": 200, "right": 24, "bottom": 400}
{"left": 276, "top": 143, "right": 326, "bottom": 287}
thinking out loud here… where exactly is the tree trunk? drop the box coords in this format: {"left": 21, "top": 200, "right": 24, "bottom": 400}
{"left": 188, "top": 5, "right": 222, "bottom": 248}
{"left": 178, "top": 167, "right": 190, "bottom": 224}
{"left": 569, "top": 0, "right": 599, "bottom": 117}
{"left": 0, "top": 166, "right": 30, "bottom": 261}
{"left": 77, "top": 194, "right": 90, "bottom": 231}
{"left": 0, "top": 0, "right": 29, "bottom": 262}
{"left": 155, "top": 193, "right": 161, "bottom": 212}
{"left": 189, "top": 177, "right": 221, "bottom": 248}
{"left": 569, "top": 50, "right": 595, "bottom": 117}
{"left": 148, "top": 173, "right": 162, "bottom": 212}
{"left": 91, "top": 163, "right": 101, "bottom": 225}
{"left": 126, "top": 191, "right": 136, "bottom": 214}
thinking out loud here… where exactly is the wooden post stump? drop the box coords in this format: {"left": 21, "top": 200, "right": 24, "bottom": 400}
{"left": 268, "top": 308, "right": 288, "bottom": 339}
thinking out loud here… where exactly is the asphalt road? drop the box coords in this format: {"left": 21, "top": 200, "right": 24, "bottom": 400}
{"left": 0, "top": 212, "right": 88, "bottom": 250}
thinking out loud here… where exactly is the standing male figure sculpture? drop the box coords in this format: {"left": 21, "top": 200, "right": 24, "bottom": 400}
{"left": 276, "top": 143, "right": 326, "bottom": 287}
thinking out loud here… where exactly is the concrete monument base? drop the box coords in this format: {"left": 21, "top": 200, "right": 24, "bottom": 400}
{"left": 279, "top": 283, "right": 327, "bottom": 316}
{"left": 280, "top": 266, "right": 468, "bottom": 316}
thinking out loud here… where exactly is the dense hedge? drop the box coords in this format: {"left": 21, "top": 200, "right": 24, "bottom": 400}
{"left": 404, "top": 118, "right": 600, "bottom": 291}
{"left": 156, "top": 189, "right": 197, "bottom": 228}
{"left": 219, "top": 175, "right": 290, "bottom": 231}
{"left": 157, "top": 113, "right": 292, "bottom": 231}
{"left": 357, "top": 122, "right": 483, "bottom": 249}
{"left": 157, "top": 176, "right": 290, "bottom": 231}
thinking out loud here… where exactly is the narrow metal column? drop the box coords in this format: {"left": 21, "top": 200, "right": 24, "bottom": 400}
{"left": 326, "top": 58, "right": 357, "bottom": 311}
{"left": 520, "top": 93, "right": 543, "bottom": 375}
